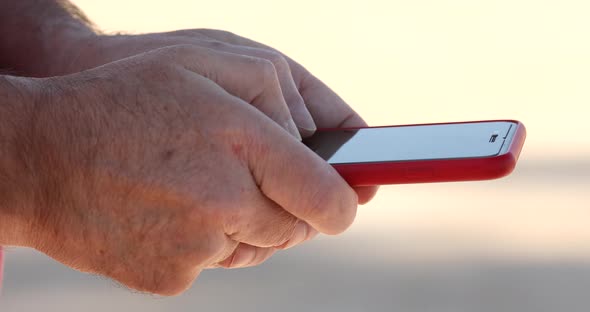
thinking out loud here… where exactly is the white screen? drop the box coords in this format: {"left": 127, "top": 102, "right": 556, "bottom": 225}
{"left": 304, "top": 122, "right": 514, "bottom": 164}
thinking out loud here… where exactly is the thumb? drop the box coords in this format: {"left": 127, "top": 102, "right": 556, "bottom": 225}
{"left": 244, "top": 107, "right": 358, "bottom": 235}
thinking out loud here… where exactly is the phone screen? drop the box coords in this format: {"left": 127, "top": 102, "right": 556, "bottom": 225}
{"left": 303, "top": 121, "right": 516, "bottom": 165}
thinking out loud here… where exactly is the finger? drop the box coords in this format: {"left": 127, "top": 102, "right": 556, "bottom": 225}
{"left": 222, "top": 187, "right": 315, "bottom": 250}
{"left": 162, "top": 44, "right": 301, "bottom": 140}
{"left": 224, "top": 184, "right": 301, "bottom": 248}
{"left": 216, "top": 243, "right": 276, "bottom": 269}
{"left": 243, "top": 109, "right": 359, "bottom": 235}
{"left": 196, "top": 41, "right": 317, "bottom": 136}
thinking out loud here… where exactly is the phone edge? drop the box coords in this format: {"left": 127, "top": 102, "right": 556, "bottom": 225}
{"left": 330, "top": 120, "right": 527, "bottom": 186}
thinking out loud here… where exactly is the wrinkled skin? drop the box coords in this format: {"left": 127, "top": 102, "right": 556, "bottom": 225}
{"left": 14, "top": 45, "right": 364, "bottom": 296}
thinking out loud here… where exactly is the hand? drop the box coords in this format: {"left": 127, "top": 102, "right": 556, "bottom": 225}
{"left": 51, "top": 29, "right": 379, "bottom": 204}
{"left": 18, "top": 45, "right": 358, "bottom": 296}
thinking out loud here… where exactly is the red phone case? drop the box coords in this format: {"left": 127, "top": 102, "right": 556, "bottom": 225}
{"left": 326, "top": 120, "right": 526, "bottom": 186}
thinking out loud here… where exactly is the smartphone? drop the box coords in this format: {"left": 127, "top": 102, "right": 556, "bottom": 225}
{"left": 303, "top": 120, "right": 526, "bottom": 186}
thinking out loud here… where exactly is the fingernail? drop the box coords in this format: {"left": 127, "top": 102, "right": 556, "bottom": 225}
{"left": 293, "top": 104, "right": 316, "bottom": 138}
{"left": 298, "top": 126, "right": 316, "bottom": 139}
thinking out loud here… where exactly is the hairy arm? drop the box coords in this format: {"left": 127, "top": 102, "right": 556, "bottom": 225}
{"left": 0, "top": 0, "right": 97, "bottom": 76}
{"left": 0, "top": 76, "right": 39, "bottom": 246}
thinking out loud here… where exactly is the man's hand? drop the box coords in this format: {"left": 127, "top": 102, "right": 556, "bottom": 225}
{"left": 50, "top": 29, "right": 379, "bottom": 203}
{"left": 0, "top": 0, "right": 377, "bottom": 296}
{"left": 6, "top": 45, "right": 358, "bottom": 295}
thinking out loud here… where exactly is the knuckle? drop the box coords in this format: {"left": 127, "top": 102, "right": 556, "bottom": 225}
{"left": 263, "top": 51, "right": 289, "bottom": 72}
{"left": 267, "top": 212, "right": 299, "bottom": 246}
{"left": 247, "top": 58, "right": 280, "bottom": 99}
{"left": 255, "top": 58, "right": 279, "bottom": 82}
{"left": 229, "top": 203, "right": 299, "bottom": 248}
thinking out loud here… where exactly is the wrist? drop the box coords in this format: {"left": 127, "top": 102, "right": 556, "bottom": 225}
{"left": 0, "top": 75, "right": 82, "bottom": 249}
{"left": 0, "top": 76, "right": 42, "bottom": 246}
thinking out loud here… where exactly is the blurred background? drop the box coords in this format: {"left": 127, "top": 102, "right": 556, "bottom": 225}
{"left": 1, "top": 0, "right": 590, "bottom": 311}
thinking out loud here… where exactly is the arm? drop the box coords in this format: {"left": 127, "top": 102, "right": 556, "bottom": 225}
{"left": 0, "top": 76, "right": 38, "bottom": 246}
{"left": 0, "top": 0, "right": 96, "bottom": 76}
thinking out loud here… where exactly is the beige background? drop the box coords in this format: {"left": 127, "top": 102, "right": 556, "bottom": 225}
{"left": 1, "top": 0, "right": 589, "bottom": 311}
